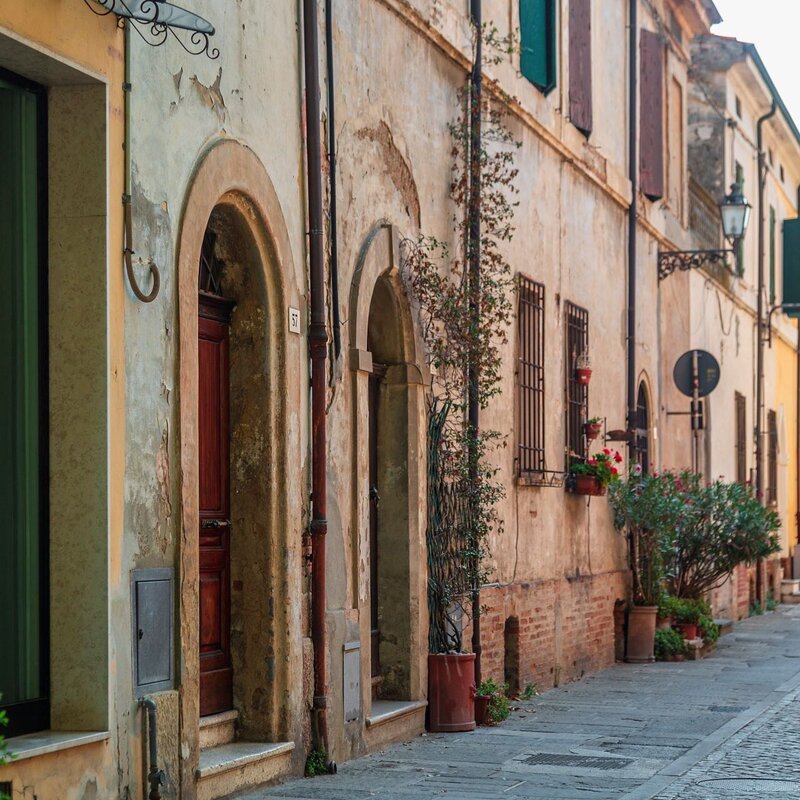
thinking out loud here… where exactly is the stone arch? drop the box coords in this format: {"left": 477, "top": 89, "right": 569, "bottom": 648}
{"left": 175, "top": 139, "right": 304, "bottom": 786}
{"left": 348, "top": 222, "right": 427, "bottom": 715}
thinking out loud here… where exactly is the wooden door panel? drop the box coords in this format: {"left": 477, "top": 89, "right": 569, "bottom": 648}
{"left": 198, "top": 299, "right": 233, "bottom": 716}
{"left": 369, "top": 372, "right": 380, "bottom": 678}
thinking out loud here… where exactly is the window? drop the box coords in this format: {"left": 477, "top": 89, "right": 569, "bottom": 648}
{"left": 565, "top": 301, "right": 589, "bottom": 464}
{"left": 568, "top": 0, "right": 592, "bottom": 136}
{"left": 640, "top": 29, "right": 664, "bottom": 200}
{"left": 517, "top": 277, "right": 546, "bottom": 475}
{"left": 520, "top": 0, "right": 557, "bottom": 94}
{"left": 735, "top": 392, "right": 747, "bottom": 484}
{"left": 636, "top": 382, "right": 650, "bottom": 475}
{"left": 769, "top": 205, "right": 776, "bottom": 304}
{"left": 0, "top": 73, "right": 49, "bottom": 737}
{"left": 767, "top": 409, "right": 778, "bottom": 506}
{"left": 735, "top": 95, "right": 742, "bottom": 118}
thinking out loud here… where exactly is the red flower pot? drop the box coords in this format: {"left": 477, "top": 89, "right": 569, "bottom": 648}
{"left": 626, "top": 605, "right": 658, "bottom": 663}
{"left": 572, "top": 475, "right": 606, "bottom": 496}
{"left": 427, "top": 653, "right": 476, "bottom": 732}
{"left": 576, "top": 367, "right": 592, "bottom": 385}
{"left": 678, "top": 622, "right": 698, "bottom": 641}
{"left": 474, "top": 694, "right": 492, "bottom": 726}
{"left": 584, "top": 422, "right": 602, "bottom": 441}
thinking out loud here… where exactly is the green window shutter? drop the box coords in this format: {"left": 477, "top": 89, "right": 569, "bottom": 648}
{"left": 769, "top": 206, "right": 776, "bottom": 305}
{"left": 783, "top": 218, "right": 800, "bottom": 316}
{"left": 520, "top": 0, "right": 557, "bottom": 94}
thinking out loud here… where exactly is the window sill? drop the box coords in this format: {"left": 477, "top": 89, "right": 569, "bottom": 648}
{"left": 6, "top": 730, "right": 110, "bottom": 762}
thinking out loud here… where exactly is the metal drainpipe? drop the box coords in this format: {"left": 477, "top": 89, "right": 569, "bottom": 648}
{"left": 468, "top": 0, "right": 482, "bottom": 686}
{"left": 303, "top": 0, "right": 332, "bottom": 764}
{"left": 755, "top": 101, "right": 777, "bottom": 603}
{"left": 325, "top": 0, "right": 341, "bottom": 360}
{"left": 626, "top": 0, "right": 638, "bottom": 460}
{"left": 139, "top": 698, "right": 165, "bottom": 800}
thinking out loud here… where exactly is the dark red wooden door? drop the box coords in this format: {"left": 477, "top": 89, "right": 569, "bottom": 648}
{"left": 368, "top": 372, "right": 380, "bottom": 678}
{"left": 199, "top": 298, "right": 234, "bottom": 716}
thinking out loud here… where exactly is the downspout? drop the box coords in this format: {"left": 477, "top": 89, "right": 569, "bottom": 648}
{"left": 468, "top": 0, "right": 483, "bottom": 686}
{"left": 303, "top": 0, "right": 331, "bottom": 761}
{"left": 627, "top": 0, "right": 638, "bottom": 457}
{"left": 755, "top": 101, "right": 777, "bottom": 603}
{"left": 139, "top": 698, "right": 165, "bottom": 800}
{"left": 325, "top": 0, "right": 341, "bottom": 360}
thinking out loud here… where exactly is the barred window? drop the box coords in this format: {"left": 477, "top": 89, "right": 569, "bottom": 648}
{"left": 517, "top": 277, "right": 545, "bottom": 475}
{"left": 636, "top": 382, "right": 650, "bottom": 475}
{"left": 735, "top": 392, "right": 747, "bottom": 484}
{"left": 767, "top": 409, "right": 778, "bottom": 506}
{"left": 565, "top": 301, "right": 589, "bottom": 464}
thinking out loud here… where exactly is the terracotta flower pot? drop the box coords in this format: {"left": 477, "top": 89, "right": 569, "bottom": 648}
{"left": 576, "top": 367, "right": 592, "bottom": 385}
{"left": 474, "top": 694, "right": 492, "bottom": 726}
{"left": 656, "top": 615, "right": 674, "bottom": 630}
{"left": 427, "top": 653, "right": 476, "bottom": 732}
{"left": 584, "top": 422, "right": 602, "bottom": 441}
{"left": 678, "top": 622, "right": 698, "bottom": 641}
{"left": 625, "top": 605, "right": 658, "bottom": 663}
{"left": 572, "top": 475, "right": 606, "bottom": 496}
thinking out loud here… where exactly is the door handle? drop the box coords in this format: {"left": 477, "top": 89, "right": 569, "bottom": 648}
{"left": 201, "top": 519, "right": 231, "bottom": 529}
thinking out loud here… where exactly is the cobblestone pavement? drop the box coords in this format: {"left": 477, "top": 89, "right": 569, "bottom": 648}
{"left": 237, "top": 606, "right": 800, "bottom": 800}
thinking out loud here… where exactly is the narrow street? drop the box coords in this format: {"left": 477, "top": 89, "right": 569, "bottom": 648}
{"left": 245, "top": 607, "right": 800, "bottom": 800}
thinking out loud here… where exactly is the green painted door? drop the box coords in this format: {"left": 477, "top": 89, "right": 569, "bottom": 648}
{"left": 0, "top": 74, "right": 47, "bottom": 736}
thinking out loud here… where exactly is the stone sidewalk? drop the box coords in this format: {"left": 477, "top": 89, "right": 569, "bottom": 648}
{"left": 238, "top": 606, "right": 800, "bottom": 800}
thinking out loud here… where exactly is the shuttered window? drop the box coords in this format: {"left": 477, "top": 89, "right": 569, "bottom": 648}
{"left": 639, "top": 29, "right": 664, "bottom": 200}
{"left": 520, "top": 0, "right": 557, "bottom": 94}
{"left": 518, "top": 277, "right": 546, "bottom": 475}
{"left": 568, "top": 0, "right": 592, "bottom": 136}
{"left": 565, "top": 302, "right": 589, "bottom": 464}
{"left": 636, "top": 382, "right": 650, "bottom": 475}
{"left": 767, "top": 410, "right": 778, "bottom": 506}
{"left": 735, "top": 392, "right": 747, "bottom": 484}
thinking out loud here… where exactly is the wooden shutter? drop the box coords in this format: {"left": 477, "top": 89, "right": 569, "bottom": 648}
{"left": 735, "top": 392, "right": 747, "bottom": 484}
{"left": 520, "top": 0, "right": 557, "bottom": 94}
{"left": 569, "top": 0, "right": 592, "bottom": 136}
{"left": 783, "top": 218, "right": 800, "bottom": 316}
{"left": 639, "top": 29, "right": 664, "bottom": 200}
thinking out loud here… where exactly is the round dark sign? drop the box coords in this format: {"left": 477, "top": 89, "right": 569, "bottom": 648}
{"left": 673, "top": 350, "right": 720, "bottom": 398}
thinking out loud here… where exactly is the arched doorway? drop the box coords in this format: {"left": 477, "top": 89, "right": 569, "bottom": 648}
{"left": 367, "top": 274, "right": 412, "bottom": 700}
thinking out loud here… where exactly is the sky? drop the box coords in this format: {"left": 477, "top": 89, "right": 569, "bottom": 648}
{"left": 712, "top": 0, "right": 800, "bottom": 126}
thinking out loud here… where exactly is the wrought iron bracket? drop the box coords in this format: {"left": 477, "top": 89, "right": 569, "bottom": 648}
{"left": 762, "top": 304, "right": 800, "bottom": 347}
{"left": 657, "top": 248, "right": 736, "bottom": 281}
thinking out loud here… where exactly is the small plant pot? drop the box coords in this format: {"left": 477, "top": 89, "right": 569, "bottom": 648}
{"left": 576, "top": 367, "right": 593, "bottom": 385}
{"left": 656, "top": 615, "right": 674, "bottom": 630}
{"left": 584, "top": 422, "right": 602, "bottom": 441}
{"left": 672, "top": 654, "right": 686, "bottom": 662}
{"left": 474, "top": 694, "right": 492, "bottom": 726}
{"left": 571, "top": 475, "right": 606, "bottom": 496}
{"left": 625, "top": 605, "right": 658, "bottom": 663}
{"left": 678, "top": 623, "right": 698, "bottom": 641}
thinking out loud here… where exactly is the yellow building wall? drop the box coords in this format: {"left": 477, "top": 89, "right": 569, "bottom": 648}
{"left": 775, "top": 330, "right": 798, "bottom": 558}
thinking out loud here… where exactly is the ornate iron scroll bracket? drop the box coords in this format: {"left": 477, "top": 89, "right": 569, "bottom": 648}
{"left": 657, "top": 249, "right": 736, "bottom": 281}
{"left": 82, "top": 0, "right": 219, "bottom": 60}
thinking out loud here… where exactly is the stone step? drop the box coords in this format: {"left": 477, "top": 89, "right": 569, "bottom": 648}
{"left": 197, "top": 741, "right": 295, "bottom": 800}
{"left": 199, "top": 710, "right": 238, "bottom": 749}
{"left": 714, "top": 618, "right": 733, "bottom": 636}
{"left": 781, "top": 579, "right": 800, "bottom": 596}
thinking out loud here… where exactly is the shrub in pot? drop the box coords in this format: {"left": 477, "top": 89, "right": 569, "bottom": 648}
{"left": 584, "top": 416, "right": 603, "bottom": 441}
{"left": 654, "top": 627, "right": 688, "bottom": 662}
{"left": 475, "top": 678, "right": 511, "bottom": 726}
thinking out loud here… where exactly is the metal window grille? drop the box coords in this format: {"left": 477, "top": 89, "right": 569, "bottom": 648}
{"left": 636, "top": 382, "right": 650, "bottom": 475}
{"left": 517, "top": 276, "right": 545, "bottom": 475}
{"left": 767, "top": 409, "right": 778, "bottom": 505}
{"left": 565, "top": 301, "right": 589, "bottom": 465}
{"left": 735, "top": 392, "right": 747, "bottom": 484}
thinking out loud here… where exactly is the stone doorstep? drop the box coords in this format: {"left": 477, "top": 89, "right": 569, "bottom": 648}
{"left": 781, "top": 580, "right": 800, "bottom": 604}
{"left": 366, "top": 699, "right": 428, "bottom": 729}
{"left": 199, "top": 710, "right": 238, "bottom": 749}
{"left": 781, "top": 593, "right": 800, "bottom": 605}
{"left": 714, "top": 618, "right": 733, "bottom": 636}
{"left": 196, "top": 741, "right": 295, "bottom": 800}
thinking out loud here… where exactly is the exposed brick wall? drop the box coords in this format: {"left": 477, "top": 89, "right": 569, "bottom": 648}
{"left": 467, "top": 570, "right": 629, "bottom": 693}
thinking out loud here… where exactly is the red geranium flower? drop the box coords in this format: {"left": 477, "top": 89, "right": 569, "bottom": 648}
{"left": 611, "top": 466, "right": 619, "bottom": 475}
{"left": 614, "top": 452, "right": 623, "bottom": 463}
{"left": 603, "top": 448, "right": 612, "bottom": 455}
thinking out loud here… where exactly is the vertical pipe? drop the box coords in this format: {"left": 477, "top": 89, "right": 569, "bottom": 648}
{"left": 303, "top": 0, "right": 330, "bottom": 758}
{"left": 627, "top": 0, "right": 638, "bottom": 457}
{"left": 756, "top": 101, "right": 777, "bottom": 603}
{"left": 140, "top": 699, "right": 163, "bottom": 800}
{"left": 468, "top": 0, "right": 482, "bottom": 686}
{"left": 325, "top": 0, "right": 341, "bottom": 359}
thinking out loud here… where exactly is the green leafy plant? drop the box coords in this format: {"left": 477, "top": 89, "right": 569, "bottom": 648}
{"left": 0, "top": 702, "right": 13, "bottom": 800}
{"left": 519, "top": 682, "right": 539, "bottom": 700}
{"left": 586, "top": 416, "right": 602, "bottom": 425}
{"left": 571, "top": 448, "right": 623, "bottom": 488}
{"left": 699, "top": 615, "right": 720, "bottom": 645}
{"left": 750, "top": 601, "right": 764, "bottom": 617}
{"left": 304, "top": 749, "right": 331, "bottom": 777}
{"left": 477, "top": 678, "right": 511, "bottom": 723}
{"left": 766, "top": 592, "right": 777, "bottom": 612}
{"left": 654, "top": 627, "right": 688, "bottom": 660}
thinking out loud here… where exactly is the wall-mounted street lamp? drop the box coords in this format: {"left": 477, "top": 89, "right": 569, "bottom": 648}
{"left": 658, "top": 183, "right": 751, "bottom": 280}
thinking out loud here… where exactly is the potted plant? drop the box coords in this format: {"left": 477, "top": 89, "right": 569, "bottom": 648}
{"left": 569, "top": 448, "right": 623, "bottom": 496}
{"left": 584, "top": 416, "right": 603, "bottom": 441}
{"left": 575, "top": 351, "right": 592, "bottom": 385}
{"left": 654, "top": 627, "right": 688, "bottom": 662}
{"left": 474, "top": 678, "right": 511, "bottom": 726}
{"left": 657, "top": 595, "right": 680, "bottom": 630}
{"left": 674, "top": 599, "right": 702, "bottom": 641}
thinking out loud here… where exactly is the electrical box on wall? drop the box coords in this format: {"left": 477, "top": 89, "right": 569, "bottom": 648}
{"left": 131, "top": 568, "right": 175, "bottom": 696}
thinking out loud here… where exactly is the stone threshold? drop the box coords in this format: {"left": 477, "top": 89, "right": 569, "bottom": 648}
{"left": 7, "top": 730, "right": 110, "bottom": 762}
{"left": 366, "top": 699, "right": 427, "bottom": 729}
{"left": 196, "top": 741, "right": 295, "bottom": 779}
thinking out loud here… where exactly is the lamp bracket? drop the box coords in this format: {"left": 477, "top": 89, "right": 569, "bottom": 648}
{"left": 657, "top": 249, "right": 736, "bottom": 281}
{"left": 763, "top": 304, "right": 800, "bottom": 347}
